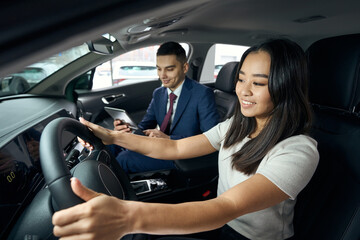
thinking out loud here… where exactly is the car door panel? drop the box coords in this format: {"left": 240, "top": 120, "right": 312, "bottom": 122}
{"left": 76, "top": 80, "right": 161, "bottom": 128}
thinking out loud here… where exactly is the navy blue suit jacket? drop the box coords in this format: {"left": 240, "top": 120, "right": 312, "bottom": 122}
{"left": 115, "top": 77, "right": 219, "bottom": 173}
{"left": 138, "top": 77, "right": 219, "bottom": 139}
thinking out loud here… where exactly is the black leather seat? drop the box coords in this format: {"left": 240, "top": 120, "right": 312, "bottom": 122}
{"left": 213, "top": 61, "right": 239, "bottom": 121}
{"left": 173, "top": 62, "right": 239, "bottom": 177}
{"left": 292, "top": 34, "right": 360, "bottom": 240}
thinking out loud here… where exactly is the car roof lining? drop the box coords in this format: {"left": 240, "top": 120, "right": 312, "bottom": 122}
{"left": 1, "top": 0, "right": 360, "bottom": 78}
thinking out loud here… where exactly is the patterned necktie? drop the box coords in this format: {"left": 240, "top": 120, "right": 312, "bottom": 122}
{"left": 160, "top": 93, "right": 177, "bottom": 134}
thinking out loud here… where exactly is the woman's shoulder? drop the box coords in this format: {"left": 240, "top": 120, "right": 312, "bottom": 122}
{"left": 280, "top": 134, "right": 317, "bottom": 147}
{"left": 258, "top": 134, "right": 320, "bottom": 199}
{"left": 268, "top": 134, "right": 319, "bottom": 163}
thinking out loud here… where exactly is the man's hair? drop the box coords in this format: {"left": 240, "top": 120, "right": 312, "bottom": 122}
{"left": 157, "top": 42, "right": 187, "bottom": 64}
{"left": 224, "top": 38, "right": 312, "bottom": 175}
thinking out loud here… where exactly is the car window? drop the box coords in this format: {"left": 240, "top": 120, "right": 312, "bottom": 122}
{"left": 200, "top": 44, "right": 249, "bottom": 83}
{"left": 0, "top": 44, "right": 90, "bottom": 97}
{"left": 92, "top": 43, "right": 189, "bottom": 89}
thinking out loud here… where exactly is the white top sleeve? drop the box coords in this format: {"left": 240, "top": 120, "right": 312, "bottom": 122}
{"left": 203, "top": 117, "right": 232, "bottom": 151}
{"left": 257, "top": 135, "right": 319, "bottom": 199}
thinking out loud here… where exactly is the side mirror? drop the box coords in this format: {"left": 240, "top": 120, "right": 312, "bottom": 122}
{"left": 86, "top": 37, "right": 114, "bottom": 55}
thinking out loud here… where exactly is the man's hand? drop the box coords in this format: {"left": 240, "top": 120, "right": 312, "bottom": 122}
{"left": 113, "top": 119, "right": 132, "bottom": 133}
{"left": 143, "top": 129, "right": 170, "bottom": 139}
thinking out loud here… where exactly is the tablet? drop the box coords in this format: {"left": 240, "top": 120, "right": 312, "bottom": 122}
{"left": 104, "top": 106, "right": 139, "bottom": 130}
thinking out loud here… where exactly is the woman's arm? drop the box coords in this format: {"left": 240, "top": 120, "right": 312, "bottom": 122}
{"left": 80, "top": 117, "right": 216, "bottom": 160}
{"left": 130, "top": 173, "right": 289, "bottom": 235}
{"left": 53, "top": 174, "right": 289, "bottom": 239}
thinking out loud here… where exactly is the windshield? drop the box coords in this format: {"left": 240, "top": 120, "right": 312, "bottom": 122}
{"left": 0, "top": 44, "right": 90, "bottom": 97}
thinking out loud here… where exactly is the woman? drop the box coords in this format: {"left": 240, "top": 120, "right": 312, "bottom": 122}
{"left": 53, "top": 39, "right": 319, "bottom": 240}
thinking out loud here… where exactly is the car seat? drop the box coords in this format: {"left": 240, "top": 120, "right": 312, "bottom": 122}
{"left": 213, "top": 61, "right": 239, "bottom": 121}
{"left": 173, "top": 61, "right": 239, "bottom": 177}
{"left": 292, "top": 34, "right": 360, "bottom": 240}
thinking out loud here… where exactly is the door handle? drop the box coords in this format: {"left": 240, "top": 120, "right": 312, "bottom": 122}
{"left": 102, "top": 93, "right": 126, "bottom": 104}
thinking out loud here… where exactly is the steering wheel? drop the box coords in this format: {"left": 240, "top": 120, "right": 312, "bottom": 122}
{"left": 40, "top": 117, "right": 137, "bottom": 210}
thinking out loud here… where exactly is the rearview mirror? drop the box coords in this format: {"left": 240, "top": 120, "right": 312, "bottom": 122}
{"left": 86, "top": 37, "right": 114, "bottom": 55}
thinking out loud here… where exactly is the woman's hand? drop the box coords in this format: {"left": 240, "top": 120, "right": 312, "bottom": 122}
{"left": 79, "top": 117, "right": 115, "bottom": 146}
{"left": 77, "top": 137, "right": 94, "bottom": 151}
{"left": 52, "top": 178, "right": 132, "bottom": 240}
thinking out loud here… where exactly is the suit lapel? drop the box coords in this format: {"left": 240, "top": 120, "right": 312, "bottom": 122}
{"left": 170, "top": 78, "right": 192, "bottom": 132}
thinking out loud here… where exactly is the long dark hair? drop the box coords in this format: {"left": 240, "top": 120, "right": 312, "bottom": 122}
{"left": 224, "top": 38, "right": 312, "bottom": 175}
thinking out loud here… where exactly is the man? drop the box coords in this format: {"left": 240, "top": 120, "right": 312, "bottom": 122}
{"left": 113, "top": 41, "right": 219, "bottom": 173}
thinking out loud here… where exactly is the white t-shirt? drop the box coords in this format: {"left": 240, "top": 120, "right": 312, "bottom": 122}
{"left": 203, "top": 117, "right": 319, "bottom": 240}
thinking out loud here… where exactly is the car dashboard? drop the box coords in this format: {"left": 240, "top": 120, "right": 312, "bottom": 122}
{"left": 0, "top": 96, "right": 219, "bottom": 239}
{"left": 0, "top": 96, "right": 78, "bottom": 239}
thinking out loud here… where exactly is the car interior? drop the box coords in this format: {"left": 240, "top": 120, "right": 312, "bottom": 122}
{"left": 291, "top": 34, "right": 360, "bottom": 240}
{"left": 0, "top": 0, "right": 359, "bottom": 239}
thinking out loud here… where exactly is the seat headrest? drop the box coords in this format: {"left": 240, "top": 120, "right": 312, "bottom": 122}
{"left": 307, "top": 34, "right": 360, "bottom": 112}
{"left": 214, "top": 61, "right": 239, "bottom": 93}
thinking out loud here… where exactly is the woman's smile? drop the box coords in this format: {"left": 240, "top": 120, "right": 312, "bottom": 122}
{"left": 236, "top": 51, "right": 274, "bottom": 125}
{"left": 241, "top": 99, "right": 256, "bottom": 108}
